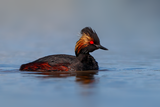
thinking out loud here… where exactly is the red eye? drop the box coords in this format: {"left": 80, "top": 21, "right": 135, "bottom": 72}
{"left": 89, "top": 41, "right": 94, "bottom": 44}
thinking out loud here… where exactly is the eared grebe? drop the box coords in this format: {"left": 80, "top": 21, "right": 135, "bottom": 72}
{"left": 20, "top": 27, "right": 108, "bottom": 71}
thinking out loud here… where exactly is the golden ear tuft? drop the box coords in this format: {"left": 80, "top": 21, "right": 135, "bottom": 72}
{"left": 75, "top": 33, "right": 94, "bottom": 56}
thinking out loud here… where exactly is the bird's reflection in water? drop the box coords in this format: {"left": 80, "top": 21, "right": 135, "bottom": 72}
{"left": 24, "top": 70, "right": 98, "bottom": 85}
{"left": 75, "top": 70, "right": 98, "bottom": 84}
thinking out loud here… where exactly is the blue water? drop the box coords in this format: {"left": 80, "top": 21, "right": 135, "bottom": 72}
{"left": 0, "top": 0, "right": 160, "bottom": 107}
{"left": 0, "top": 50, "right": 160, "bottom": 107}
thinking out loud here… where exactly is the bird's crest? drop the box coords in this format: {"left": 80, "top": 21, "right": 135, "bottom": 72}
{"left": 75, "top": 27, "right": 97, "bottom": 56}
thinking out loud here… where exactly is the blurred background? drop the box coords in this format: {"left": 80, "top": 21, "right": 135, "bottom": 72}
{"left": 0, "top": 0, "right": 160, "bottom": 65}
{"left": 0, "top": 1, "right": 160, "bottom": 107}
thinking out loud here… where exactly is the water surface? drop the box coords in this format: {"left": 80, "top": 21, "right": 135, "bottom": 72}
{"left": 0, "top": 50, "right": 160, "bottom": 107}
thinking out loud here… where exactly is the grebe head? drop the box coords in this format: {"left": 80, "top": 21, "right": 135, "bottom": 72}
{"left": 75, "top": 27, "right": 108, "bottom": 56}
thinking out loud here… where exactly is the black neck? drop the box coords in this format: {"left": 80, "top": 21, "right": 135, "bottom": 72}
{"left": 76, "top": 53, "right": 98, "bottom": 70}
{"left": 76, "top": 53, "right": 89, "bottom": 62}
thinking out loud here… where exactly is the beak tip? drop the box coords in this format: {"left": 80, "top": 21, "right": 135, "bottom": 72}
{"left": 98, "top": 45, "right": 108, "bottom": 50}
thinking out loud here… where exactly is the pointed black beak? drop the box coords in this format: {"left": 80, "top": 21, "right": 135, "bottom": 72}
{"left": 96, "top": 45, "right": 108, "bottom": 50}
